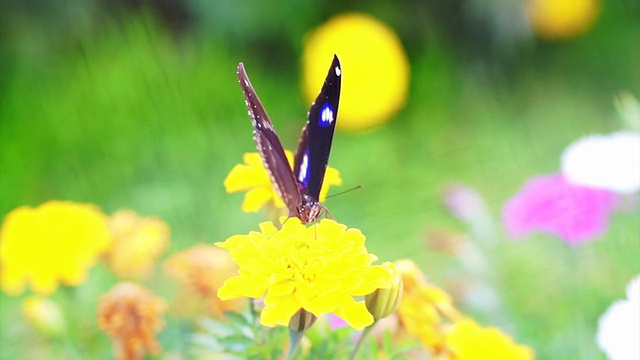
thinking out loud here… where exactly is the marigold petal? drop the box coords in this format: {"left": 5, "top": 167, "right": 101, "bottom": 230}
{"left": 216, "top": 235, "right": 259, "bottom": 263}
{"left": 223, "top": 164, "right": 252, "bottom": 193}
{"left": 0, "top": 269, "right": 25, "bottom": 295}
{"left": 334, "top": 298, "right": 374, "bottom": 330}
{"left": 32, "top": 279, "right": 59, "bottom": 296}
{"left": 318, "top": 167, "right": 343, "bottom": 202}
{"left": 225, "top": 151, "right": 341, "bottom": 213}
{"left": 242, "top": 152, "right": 264, "bottom": 167}
{"left": 446, "top": 318, "right": 534, "bottom": 359}
{"left": 262, "top": 294, "right": 300, "bottom": 327}
{"left": 350, "top": 264, "right": 395, "bottom": 296}
{"left": 268, "top": 280, "right": 296, "bottom": 297}
{"left": 218, "top": 275, "right": 267, "bottom": 300}
{"left": 240, "top": 188, "right": 272, "bottom": 213}
{"left": 258, "top": 220, "right": 280, "bottom": 235}
{"left": 300, "top": 291, "right": 343, "bottom": 314}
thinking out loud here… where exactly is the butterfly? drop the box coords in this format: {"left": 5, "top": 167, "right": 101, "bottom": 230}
{"left": 236, "top": 55, "right": 341, "bottom": 223}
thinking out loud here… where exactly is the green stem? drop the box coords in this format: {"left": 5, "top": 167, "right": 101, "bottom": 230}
{"left": 59, "top": 335, "right": 83, "bottom": 360}
{"left": 249, "top": 298, "right": 257, "bottom": 324}
{"left": 349, "top": 322, "right": 376, "bottom": 360}
{"left": 286, "top": 329, "right": 305, "bottom": 360}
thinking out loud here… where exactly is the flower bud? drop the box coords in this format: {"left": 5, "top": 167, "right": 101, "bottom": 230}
{"left": 288, "top": 309, "right": 317, "bottom": 333}
{"left": 22, "top": 296, "right": 67, "bottom": 337}
{"left": 365, "top": 262, "right": 403, "bottom": 321}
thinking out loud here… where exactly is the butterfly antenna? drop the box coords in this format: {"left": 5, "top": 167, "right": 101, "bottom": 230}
{"left": 321, "top": 205, "right": 335, "bottom": 221}
{"left": 280, "top": 216, "right": 293, "bottom": 227}
{"left": 324, "top": 185, "right": 363, "bottom": 199}
{"left": 265, "top": 215, "right": 293, "bottom": 240}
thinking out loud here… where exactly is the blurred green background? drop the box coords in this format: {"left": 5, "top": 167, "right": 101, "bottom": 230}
{"left": 1, "top": 0, "right": 639, "bottom": 359}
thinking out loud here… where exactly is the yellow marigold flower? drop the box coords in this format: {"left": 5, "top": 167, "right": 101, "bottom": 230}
{"left": 445, "top": 318, "right": 534, "bottom": 359}
{"left": 0, "top": 201, "right": 111, "bottom": 296}
{"left": 302, "top": 13, "right": 410, "bottom": 132}
{"left": 164, "top": 244, "right": 244, "bottom": 319}
{"left": 395, "top": 259, "right": 459, "bottom": 352}
{"left": 217, "top": 218, "right": 393, "bottom": 330}
{"left": 224, "top": 151, "right": 342, "bottom": 213}
{"left": 526, "top": 0, "right": 600, "bottom": 39}
{"left": 22, "top": 296, "right": 67, "bottom": 337}
{"left": 98, "top": 282, "right": 167, "bottom": 360}
{"left": 104, "top": 210, "right": 170, "bottom": 279}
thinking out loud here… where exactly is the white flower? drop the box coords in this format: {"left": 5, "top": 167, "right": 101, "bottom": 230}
{"left": 561, "top": 131, "right": 640, "bottom": 194}
{"left": 596, "top": 275, "right": 640, "bottom": 360}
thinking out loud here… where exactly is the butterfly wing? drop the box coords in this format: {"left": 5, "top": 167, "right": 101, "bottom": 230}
{"left": 237, "top": 63, "right": 303, "bottom": 216}
{"left": 294, "top": 55, "right": 342, "bottom": 201}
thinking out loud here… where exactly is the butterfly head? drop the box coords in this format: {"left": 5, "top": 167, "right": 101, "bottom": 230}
{"left": 298, "top": 194, "right": 324, "bottom": 223}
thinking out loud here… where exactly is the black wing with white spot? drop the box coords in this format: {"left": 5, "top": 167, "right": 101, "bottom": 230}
{"left": 237, "top": 63, "right": 303, "bottom": 217}
{"left": 294, "top": 55, "right": 342, "bottom": 201}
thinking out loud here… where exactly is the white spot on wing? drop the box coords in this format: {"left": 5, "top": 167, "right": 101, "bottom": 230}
{"left": 298, "top": 152, "right": 309, "bottom": 183}
{"left": 320, "top": 103, "right": 334, "bottom": 127}
{"left": 335, "top": 66, "right": 341, "bottom": 77}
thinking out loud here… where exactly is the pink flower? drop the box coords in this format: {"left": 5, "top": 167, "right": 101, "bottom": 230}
{"left": 502, "top": 174, "right": 617, "bottom": 245}
{"left": 327, "top": 313, "right": 349, "bottom": 330}
{"left": 441, "top": 183, "right": 488, "bottom": 224}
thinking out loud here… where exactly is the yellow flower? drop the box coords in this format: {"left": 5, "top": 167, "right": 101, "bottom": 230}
{"left": 164, "top": 244, "right": 244, "bottom": 319}
{"left": 217, "top": 218, "right": 393, "bottom": 330}
{"left": 526, "top": 0, "right": 600, "bottom": 39}
{"left": 224, "top": 151, "right": 342, "bottom": 213}
{"left": 395, "top": 260, "right": 533, "bottom": 358}
{"left": 0, "top": 201, "right": 111, "bottom": 296}
{"left": 302, "top": 13, "right": 410, "bottom": 132}
{"left": 22, "top": 296, "right": 67, "bottom": 337}
{"left": 98, "top": 282, "right": 167, "bottom": 360}
{"left": 395, "top": 259, "right": 460, "bottom": 352}
{"left": 104, "top": 210, "right": 170, "bottom": 279}
{"left": 445, "top": 318, "right": 534, "bottom": 360}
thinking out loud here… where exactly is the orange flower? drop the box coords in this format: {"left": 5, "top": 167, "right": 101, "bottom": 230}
{"left": 104, "top": 210, "right": 170, "bottom": 279}
{"left": 526, "top": 0, "right": 600, "bottom": 39}
{"left": 98, "top": 282, "right": 167, "bottom": 360}
{"left": 164, "top": 244, "right": 244, "bottom": 319}
{"left": 395, "top": 259, "right": 460, "bottom": 352}
{"left": 395, "top": 260, "right": 534, "bottom": 358}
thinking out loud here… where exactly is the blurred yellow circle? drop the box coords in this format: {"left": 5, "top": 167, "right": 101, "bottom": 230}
{"left": 526, "top": 0, "right": 600, "bottom": 39}
{"left": 302, "top": 13, "right": 410, "bottom": 132}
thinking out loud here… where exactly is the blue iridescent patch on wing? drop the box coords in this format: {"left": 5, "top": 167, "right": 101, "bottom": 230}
{"left": 318, "top": 102, "right": 335, "bottom": 128}
{"left": 297, "top": 150, "right": 310, "bottom": 186}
